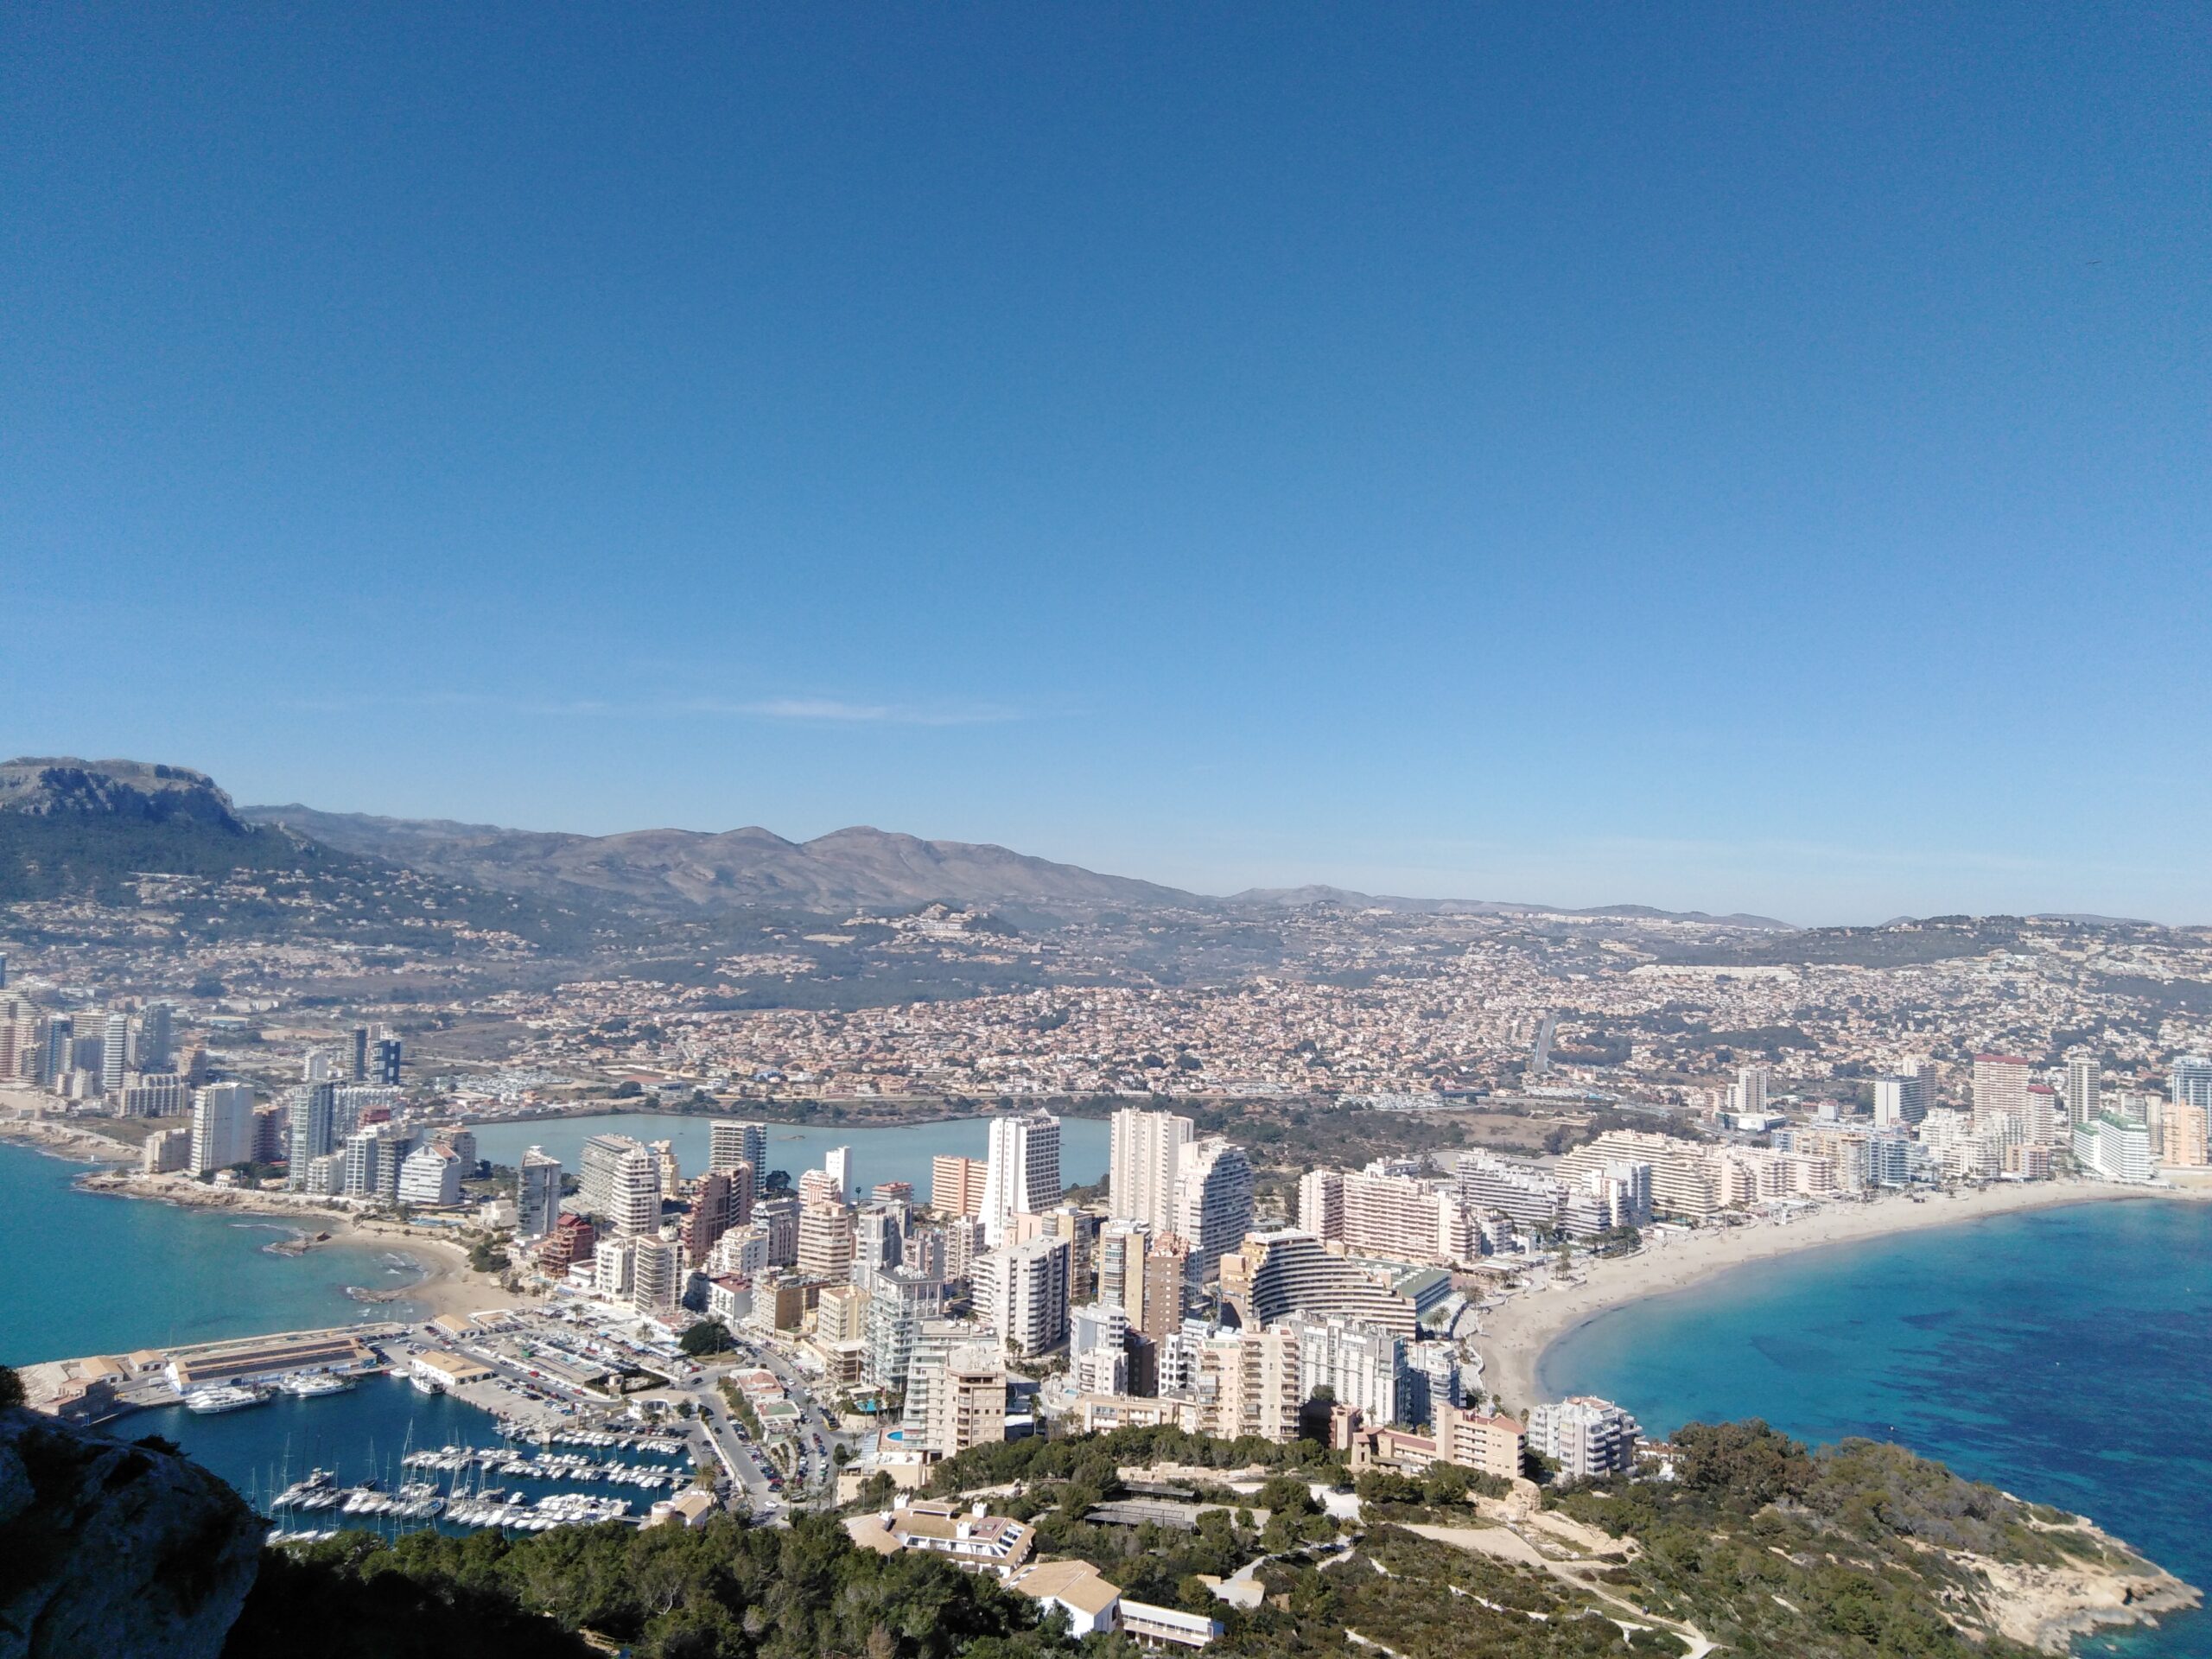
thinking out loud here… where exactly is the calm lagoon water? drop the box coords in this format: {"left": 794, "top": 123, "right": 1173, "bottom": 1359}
{"left": 468, "top": 1109, "right": 1109, "bottom": 1198}
{"left": 1541, "top": 1198, "right": 2212, "bottom": 1657}
{"left": 0, "top": 1141, "right": 425, "bottom": 1363}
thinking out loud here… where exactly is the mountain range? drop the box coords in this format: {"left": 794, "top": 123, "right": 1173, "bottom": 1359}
{"left": 1, "top": 754, "right": 1792, "bottom": 926}
{"left": 236, "top": 801, "right": 1198, "bottom": 915}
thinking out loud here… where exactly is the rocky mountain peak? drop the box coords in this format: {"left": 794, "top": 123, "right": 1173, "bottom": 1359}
{"left": 0, "top": 758, "right": 248, "bottom": 834}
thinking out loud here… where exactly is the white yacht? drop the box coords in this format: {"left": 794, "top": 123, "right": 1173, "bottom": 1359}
{"left": 183, "top": 1384, "right": 270, "bottom": 1414}
{"left": 278, "top": 1371, "right": 356, "bottom": 1398}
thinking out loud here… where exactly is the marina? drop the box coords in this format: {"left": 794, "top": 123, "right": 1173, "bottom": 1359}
{"left": 126, "top": 1372, "right": 701, "bottom": 1546}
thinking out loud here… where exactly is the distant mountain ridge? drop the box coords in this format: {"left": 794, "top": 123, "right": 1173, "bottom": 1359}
{"left": 238, "top": 802, "right": 1201, "bottom": 915}
{"left": 0, "top": 759, "right": 587, "bottom": 941}
{"left": 245, "top": 804, "right": 1800, "bottom": 925}
{"left": 3, "top": 756, "right": 1798, "bottom": 925}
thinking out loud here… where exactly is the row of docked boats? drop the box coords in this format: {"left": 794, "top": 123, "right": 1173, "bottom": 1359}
{"left": 180, "top": 1370, "right": 359, "bottom": 1414}
{"left": 399, "top": 1444, "right": 679, "bottom": 1489}
{"left": 442, "top": 1490, "right": 632, "bottom": 1530}
{"left": 270, "top": 1466, "right": 640, "bottom": 1532}
{"left": 270, "top": 1471, "right": 441, "bottom": 1519}
{"left": 493, "top": 1421, "right": 687, "bottom": 1456}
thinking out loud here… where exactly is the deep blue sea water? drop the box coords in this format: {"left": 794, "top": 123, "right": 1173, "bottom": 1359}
{"left": 1541, "top": 1198, "right": 2212, "bottom": 1656}
{"left": 469, "top": 1109, "right": 1109, "bottom": 1198}
{"left": 0, "top": 1141, "right": 427, "bottom": 1363}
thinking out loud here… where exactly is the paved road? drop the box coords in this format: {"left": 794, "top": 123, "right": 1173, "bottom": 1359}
{"left": 727, "top": 1339, "right": 842, "bottom": 1507}
{"left": 685, "top": 1386, "right": 782, "bottom": 1518}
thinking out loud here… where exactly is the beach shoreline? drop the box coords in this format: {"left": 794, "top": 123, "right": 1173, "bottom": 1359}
{"left": 0, "top": 1108, "right": 518, "bottom": 1330}
{"left": 1475, "top": 1177, "right": 2212, "bottom": 1414}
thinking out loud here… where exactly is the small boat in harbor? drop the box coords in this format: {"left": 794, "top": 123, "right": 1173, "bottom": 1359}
{"left": 183, "top": 1384, "right": 270, "bottom": 1414}
{"left": 278, "top": 1370, "right": 356, "bottom": 1398}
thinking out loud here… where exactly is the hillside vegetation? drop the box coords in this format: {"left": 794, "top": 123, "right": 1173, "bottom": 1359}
{"left": 213, "top": 1421, "right": 2195, "bottom": 1659}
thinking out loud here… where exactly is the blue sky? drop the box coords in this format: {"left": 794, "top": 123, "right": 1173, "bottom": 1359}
{"left": 4, "top": 6, "right": 2207, "bottom": 924}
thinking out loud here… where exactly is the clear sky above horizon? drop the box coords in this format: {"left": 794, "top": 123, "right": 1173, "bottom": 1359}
{"left": 5, "top": 7, "right": 2208, "bottom": 925}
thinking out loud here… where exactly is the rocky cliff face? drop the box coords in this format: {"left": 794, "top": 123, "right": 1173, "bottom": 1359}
{"left": 0, "top": 758, "right": 250, "bottom": 833}
{"left": 0, "top": 1408, "right": 262, "bottom": 1659}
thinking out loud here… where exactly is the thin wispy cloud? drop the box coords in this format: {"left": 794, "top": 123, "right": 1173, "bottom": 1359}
{"left": 282, "top": 690, "right": 1022, "bottom": 727}
{"left": 678, "top": 696, "right": 1023, "bottom": 727}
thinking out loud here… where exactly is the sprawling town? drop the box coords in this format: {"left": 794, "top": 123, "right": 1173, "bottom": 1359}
{"left": 4, "top": 890, "right": 2210, "bottom": 1649}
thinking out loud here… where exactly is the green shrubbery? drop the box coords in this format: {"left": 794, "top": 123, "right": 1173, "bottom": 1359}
{"left": 224, "top": 1516, "right": 1069, "bottom": 1659}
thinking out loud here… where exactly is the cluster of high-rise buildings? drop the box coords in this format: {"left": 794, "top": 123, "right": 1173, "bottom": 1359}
{"left": 13, "top": 918, "right": 2209, "bottom": 1489}
{"left": 0, "top": 993, "right": 434, "bottom": 1195}
{"left": 657, "top": 1104, "right": 1508, "bottom": 1465}
{"left": 0, "top": 994, "right": 201, "bottom": 1105}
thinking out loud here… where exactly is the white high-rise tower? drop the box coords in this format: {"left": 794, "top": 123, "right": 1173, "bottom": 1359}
{"left": 1109, "top": 1107, "right": 1192, "bottom": 1236}
{"left": 980, "top": 1110, "right": 1061, "bottom": 1247}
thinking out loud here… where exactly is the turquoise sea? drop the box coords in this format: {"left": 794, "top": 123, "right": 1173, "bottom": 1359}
{"left": 468, "top": 1109, "right": 1110, "bottom": 1198}
{"left": 1541, "top": 1198, "right": 2212, "bottom": 1656}
{"left": 0, "top": 1141, "right": 428, "bottom": 1363}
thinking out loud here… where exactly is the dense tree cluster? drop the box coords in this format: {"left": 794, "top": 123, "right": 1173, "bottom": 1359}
{"left": 223, "top": 1516, "right": 1071, "bottom": 1659}
{"left": 680, "top": 1320, "right": 736, "bottom": 1357}
{"left": 922, "top": 1423, "right": 1334, "bottom": 1499}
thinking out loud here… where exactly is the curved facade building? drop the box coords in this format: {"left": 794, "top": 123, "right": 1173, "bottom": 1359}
{"left": 1219, "top": 1229, "right": 1419, "bottom": 1336}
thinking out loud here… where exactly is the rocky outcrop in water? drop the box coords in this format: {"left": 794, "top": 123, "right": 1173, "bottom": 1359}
{"left": 0, "top": 1405, "right": 261, "bottom": 1659}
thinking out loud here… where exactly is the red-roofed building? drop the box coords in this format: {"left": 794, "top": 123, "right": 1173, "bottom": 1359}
{"left": 539, "top": 1212, "right": 596, "bottom": 1274}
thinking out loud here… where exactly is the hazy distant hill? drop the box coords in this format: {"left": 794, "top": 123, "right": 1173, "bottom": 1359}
{"left": 0, "top": 758, "right": 590, "bottom": 944}
{"left": 240, "top": 803, "right": 1203, "bottom": 915}
{"left": 1231, "top": 883, "right": 1794, "bottom": 931}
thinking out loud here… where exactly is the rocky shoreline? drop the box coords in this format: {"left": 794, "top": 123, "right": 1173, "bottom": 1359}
{"left": 1965, "top": 1516, "right": 2202, "bottom": 1654}
{"left": 0, "top": 1109, "right": 138, "bottom": 1167}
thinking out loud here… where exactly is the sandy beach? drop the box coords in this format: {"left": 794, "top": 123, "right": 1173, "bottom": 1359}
{"left": 1474, "top": 1177, "right": 2212, "bottom": 1413}
{"left": 73, "top": 1173, "right": 524, "bottom": 1323}
{"left": 344, "top": 1218, "right": 525, "bottom": 1320}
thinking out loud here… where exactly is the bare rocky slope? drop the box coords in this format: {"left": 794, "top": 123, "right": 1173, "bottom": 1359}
{"left": 0, "top": 758, "right": 251, "bottom": 830}
{"left": 0, "top": 1404, "right": 262, "bottom": 1659}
